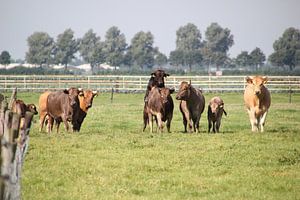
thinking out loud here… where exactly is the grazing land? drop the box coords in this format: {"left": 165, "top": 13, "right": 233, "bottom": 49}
{"left": 15, "top": 92, "right": 300, "bottom": 199}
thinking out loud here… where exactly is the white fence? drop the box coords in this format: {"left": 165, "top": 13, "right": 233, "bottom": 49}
{"left": 0, "top": 75, "right": 299, "bottom": 93}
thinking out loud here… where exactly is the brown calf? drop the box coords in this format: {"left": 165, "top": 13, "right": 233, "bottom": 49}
{"left": 176, "top": 81, "right": 205, "bottom": 133}
{"left": 244, "top": 76, "right": 271, "bottom": 132}
{"left": 11, "top": 99, "right": 38, "bottom": 117}
{"left": 144, "top": 87, "right": 174, "bottom": 133}
{"left": 207, "top": 96, "right": 227, "bottom": 133}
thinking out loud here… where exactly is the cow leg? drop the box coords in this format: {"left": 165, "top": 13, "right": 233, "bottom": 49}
{"left": 182, "top": 114, "right": 188, "bottom": 133}
{"left": 166, "top": 113, "right": 173, "bottom": 133}
{"left": 208, "top": 119, "right": 212, "bottom": 133}
{"left": 39, "top": 113, "right": 47, "bottom": 132}
{"left": 63, "top": 119, "right": 69, "bottom": 132}
{"left": 148, "top": 113, "right": 153, "bottom": 133}
{"left": 216, "top": 118, "right": 221, "bottom": 133}
{"left": 259, "top": 111, "right": 268, "bottom": 132}
{"left": 56, "top": 120, "right": 61, "bottom": 133}
{"left": 248, "top": 109, "right": 258, "bottom": 132}
{"left": 156, "top": 113, "right": 163, "bottom": 133}
{"left": 47, "top": 116, "right": 54, "bottom": 133}
{"left": 194, "top": 116, "right": 200, "bottom": 133}
{"left": 212, "top": 121, "right": 216, "bottom": 133}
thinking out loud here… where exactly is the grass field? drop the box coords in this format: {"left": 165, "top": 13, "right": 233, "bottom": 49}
{"left": 14, "top": 91, "right": 300, "bottom": 199}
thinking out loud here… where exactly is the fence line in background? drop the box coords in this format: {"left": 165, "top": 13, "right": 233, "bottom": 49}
{"left": 0, "top": 75, "right": 299, "bottom": 93}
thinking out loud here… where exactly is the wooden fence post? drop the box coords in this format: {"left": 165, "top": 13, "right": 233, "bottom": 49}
{"left": 0, "top": 89, "right": 34, "bottom": 200}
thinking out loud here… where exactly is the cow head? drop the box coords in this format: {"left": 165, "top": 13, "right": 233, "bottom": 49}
{"left": 209, "top": 97, "right": 224, "bottom": 116}
{"left": 176, "top": 81, "right": 191, "bottom": 100}
{"left": 246, "top": 76, "right": 268, "bottom": 95}
{"left": 27, "top": 104, "right": 38, "bottom": 115}
{"left": 79, "top": 90, "right": 98, "bottom": 111}
{"left": 151, "top": 69, "right": 169, "bottom": 88}
{"left": 65, "top": 87, "right": 82, "bottom": 108}
{"left": 159, "top": 88, "right": 174, "bottom": 104}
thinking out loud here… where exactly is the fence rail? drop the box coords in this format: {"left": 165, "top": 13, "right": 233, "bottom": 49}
{"left": 0, "top": 75, "right": 300, "bottom": 93}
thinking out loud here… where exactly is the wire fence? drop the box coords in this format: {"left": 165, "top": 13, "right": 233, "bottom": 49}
{"left": 0, "top": 75, "right": 299, "bottom": 93}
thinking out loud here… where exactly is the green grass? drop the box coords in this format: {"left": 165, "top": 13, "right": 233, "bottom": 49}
{"left": 14, "top": 92, "right": 300, "bottom": 199}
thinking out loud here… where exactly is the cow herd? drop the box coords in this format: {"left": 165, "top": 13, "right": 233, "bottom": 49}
{"left": 10, "top": 70, "right": 271, "bottom": 134}
{"left": 143, "top": 69, "right": 271, "bottom": 133}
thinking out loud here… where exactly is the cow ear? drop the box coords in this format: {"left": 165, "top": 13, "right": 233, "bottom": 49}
{"left": 262, "top": 76, "right": 268, "bottom": 84}
{"left": 63, "top": 89, "right": 69, "bottom": 94}
{"left": 151, "top": 72, "right": 155, "bottom": 77}
{"left": 79, "top": 92, "right": 84, "bottom": 97}
{"left": 92, "top": 91, "right": 98, "bottom": 97}
{"left": 246, "top": 76, "right": 253, "bottom": 84}
{"left": 164, "top": 73, "right": 170, "bottom": 77}
{"left": 169, "top": 88, "right": 175, "bottom": 94}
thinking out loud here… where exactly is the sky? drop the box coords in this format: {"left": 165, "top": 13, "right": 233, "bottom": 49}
{"left": 0, "top": 0, "right": 299, "bottom": 60}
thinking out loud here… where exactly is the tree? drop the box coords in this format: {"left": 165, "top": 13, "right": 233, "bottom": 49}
{"left": 54, "top": 28, "right": 78, "bottom": 71}
{"left": 203, "top": 22, "right": 234, "bottom": 71}
{"left": 235, "top": 51, "right": 251, "bottom": 68}
{"left": 0, "top": 51, "right": 11, "bottom": 66}
{"left": 103, "top": 26, "right": 127, "bottom": 69}
{"left": 169, "top": 50, "right": 185, "bottom": 67}
{"left": 25, "top": 32, "right": 54, "bottom": 67}
{"left": 172, "top": 23, "right": 203, "bottom": 72}
{"left": 269, "top": 27, "right": 300, "bottom": 71}
{"left": 154, "top": 51, "right": 168, "bottom": 66}
{"left": 79, "top": 29, "right": 105, "bottom": 73}
{"left": 128, "top": 31, "right": 156, "bottom": 69}
{"left": 249, "top": 47, "right": 265, "bottom": 71}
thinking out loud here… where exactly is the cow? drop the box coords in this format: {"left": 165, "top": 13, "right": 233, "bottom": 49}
{"left": 244, "top": 76, "right": 271, "bottom": 132}
{"left": 11, "top": 99, "right": 38, "bottom": 117}
{"left": 144, "top": 69, "right": 169, "bottom": 102}
{"left": 144, "top": 87, "right": 174, "bottom": 133}
{"left": 207, "top": 96, "right": 227, "bottom": 133}
{"left": 40, "top": 88, "right": 81, "bottom": 133}
{"left": 176, "top": 81, "right": 205, "bottom": 133}
{"left": 72, "top": 89, "right": 98, "bottom": 131}
{"left": 39, "top": 88, "right": 83, "bottom": 133}
{"left": 39, "top": 91, "right": 51, "bottom": 132}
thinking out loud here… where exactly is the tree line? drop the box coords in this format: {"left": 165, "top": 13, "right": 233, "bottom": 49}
{"left": 1, "top": 23, "right": 299, "bottom": 73}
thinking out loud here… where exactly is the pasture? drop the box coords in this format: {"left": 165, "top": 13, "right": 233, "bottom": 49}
{"left": 16, "top": 92, "right": 300, "bottom": 199}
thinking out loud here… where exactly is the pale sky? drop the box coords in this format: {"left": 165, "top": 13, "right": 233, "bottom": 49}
{"left": 0, "top": 0, "right": 299, "bottom": 60}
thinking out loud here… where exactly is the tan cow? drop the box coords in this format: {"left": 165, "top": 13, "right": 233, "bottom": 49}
{"left": 244, "top": 76, "right": 271, "bottom": 132}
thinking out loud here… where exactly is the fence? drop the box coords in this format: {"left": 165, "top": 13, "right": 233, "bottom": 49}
{"left": 0, "top": 75, "right": 299, "bottom": 93}
{"left": 0, "top": 90, "right": 34, "bottom": 200}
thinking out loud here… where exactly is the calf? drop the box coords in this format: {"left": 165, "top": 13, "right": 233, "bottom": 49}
{"left": 176, "top": 81, "right": 205, "bottom": 133}
{"left": 72, "top": 89, "right": 98, "bottom": 131}
{"left": 244, "top": 76, "right": 271, "bottom": 132}
{"left": 11, "top": 99, "right": 38, "bottom": 117}
{"left": 207, "top": 97, "right": 227, "bottom": 133}
{"left": 144, "top": 87, "right": 174, "bottom": 133}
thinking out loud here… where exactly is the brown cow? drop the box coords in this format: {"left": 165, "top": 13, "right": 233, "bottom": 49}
{"left": 244, "top": 76, "right": 271, "bottom": 132}
{"left": 39, "top": 88, "right": 83, "bottom": 132}
{"left": 11, "top": 99, "right": 38, "bottom": 117}
{"left": 72, "top": 89, "right": 98, "bottom": 131}
{"left": 144, "top": 87, "right": 174, "bottom": 133}
{"left": 207, "top": 96, "right": 227, "bottom": 133}
{"left": 176, "top": 81, "right": 205, "bottom": 133}
{"left": 144, "top": 69, "right": 169, "bottom": 102}
{"left": 44, "top": 88, "right": 81, "bottom": 133}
